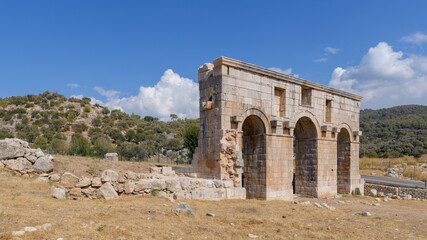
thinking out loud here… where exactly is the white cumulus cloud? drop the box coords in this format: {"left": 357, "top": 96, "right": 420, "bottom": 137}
{"left": 92, "top": 69, "right": 199, "bottom": 121}
{"left": 325, "top": 47, "right": 339, "bottom": 54}
{"left": 401, "top": 32, "right": 427, "bottom": 45}
{"left": 329, "top": 42, "right": 427, "bottom": 109}
{"left": 315, "top": 57, "right": 328, "bottom": 63}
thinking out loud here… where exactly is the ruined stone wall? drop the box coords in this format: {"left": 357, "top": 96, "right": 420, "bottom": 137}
{"left": 364, "top": 183, "right": 427, "bottom": 199}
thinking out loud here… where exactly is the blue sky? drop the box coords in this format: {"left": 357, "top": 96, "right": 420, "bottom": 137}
{"left": 1, "top": 1, "right": 426, "bottom": 119}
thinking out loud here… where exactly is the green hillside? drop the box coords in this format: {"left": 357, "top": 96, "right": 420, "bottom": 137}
{"left": 0, "top": 91, "right": 199, "bottom": 161}
{"left": 359, "top": 105, "right": 427, "bottom": 158}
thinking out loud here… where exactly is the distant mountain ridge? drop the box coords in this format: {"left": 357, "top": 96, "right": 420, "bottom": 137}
{"left": 360, "top": 105, "right": 427, "bottom": 158}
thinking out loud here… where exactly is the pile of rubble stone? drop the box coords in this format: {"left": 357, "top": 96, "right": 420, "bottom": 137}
{"left": 0, "top": 138, "right": 53, "bottom": 174}
{"left": 0, "top": 138, "right": 246, "bottom": 201}
{"left": 48, "top": 167, "right": 245, "bottom": 201}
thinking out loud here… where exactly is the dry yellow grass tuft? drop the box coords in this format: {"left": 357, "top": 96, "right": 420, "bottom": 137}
{"left": 0, "top": 172, "right": 426, "bottom": 239}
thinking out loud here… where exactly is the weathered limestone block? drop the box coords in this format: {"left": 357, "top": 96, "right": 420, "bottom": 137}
{"left": 124, "top": 181, "right": 135, "bottom": 194}
{"left": 125, "top": 171, "right": 137, "bottom": 180}
{"left": 52, "top": 187, "right": 66, "bottom": 199}
{"left": 69, "top": 188, "right": 82, "bottom": 197}
{"left": 81, "top": 187, "right": 94, "bottom": 198}
{"left": 150, "top": 167, "right": 161, "bottom": 174}
{"left": 134, "top": 180, "right": 152, "bottom": 192}
{"left": 91, "top": 177, "right": 102, "bottom": 187}
{"left": 101, "top": 170, "right": 119, "bottom": 182}
{"left": 165, "top": 179, "right": 181, "bottom": 193}
{"left": 0, "top": 139, "right": 25, "bottom": 160}
{"left": 76, "top": 177, "right": 92, "bottom": 188}
{"left": 151, "top": 179, "right": 166, "bottom": 190}
{"left": 5, "top": 158, "right": 31, "bottom": 171}
{"left": 104, "top": 153, "right": 118, "bottom": 161}
{"left": 191, "top": 188, "right": 226, "bottom": 200}
{"left": 33, "top": 157, "right": 53, "bottom": 173}
{"left": 26, "top": 155, "right": 37, "bottom": 163}
{"left": 98, "top": 183, "right": 119, "bottom": 200}
{"left": 60, "top": 172, "right": 79, "bottom": 188}
{"left": 161, "top": 167, "right": 174, "bottom": 175}
{"left": 34, "top": 148, "right": 44, "bottom": 158}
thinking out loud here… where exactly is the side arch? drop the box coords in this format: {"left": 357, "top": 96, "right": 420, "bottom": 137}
{"left": 241, "top": 114, "right": 267, "bottom": 199}
{"left": 238, "top": 107, "right": 270, "bottom": 135}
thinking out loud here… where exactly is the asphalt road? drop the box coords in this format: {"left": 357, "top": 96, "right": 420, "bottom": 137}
{"left": 361, "top": 175, "right": 426, "bottom": 189}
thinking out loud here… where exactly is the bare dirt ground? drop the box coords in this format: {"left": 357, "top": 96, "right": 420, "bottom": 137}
{"left": 51, "top": 155, "right": 187, "bottom": 177}
{"left": 0, "top": 173, "right": 426, "bottom": 240}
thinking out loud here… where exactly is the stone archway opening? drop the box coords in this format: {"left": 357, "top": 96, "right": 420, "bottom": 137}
{"left": 242, "top": 115, "right": 266, "bottom": 199}
{"left": 337, "top": 128, "right": 351, "bottom": 194}
{"left": 293, "top": 117, "right": 318, "bottom": 197}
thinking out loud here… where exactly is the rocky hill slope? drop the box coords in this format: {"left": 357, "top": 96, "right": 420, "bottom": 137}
{"left": 0, "top": 91, "right": 198, "bottom": 160}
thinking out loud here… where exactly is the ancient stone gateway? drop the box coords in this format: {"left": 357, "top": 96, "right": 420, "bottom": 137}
{"left": 192, "top": 57, "right": 364, "bottom": 200}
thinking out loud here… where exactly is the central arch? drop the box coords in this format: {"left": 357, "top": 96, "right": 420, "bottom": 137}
{"left": 293, "top": 117, "right": 318, "bottom": 197}
{"left": 242, "top": 115, "right": 266, "bottom": 199}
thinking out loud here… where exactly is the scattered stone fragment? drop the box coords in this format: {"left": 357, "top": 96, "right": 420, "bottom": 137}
{"left": 41, "top": 223, "right": 52, "bottom": 230}
{"left": 370, "top": 189, "right": 377, "bottom": 196}
{"left": 148, "top": 209, "right": 156, "bottom": 214}
{"left": 248, "top": 233, "right": 258, "bottom": 238}
{"left": 357, "top": 212, "right": 371, "bottom": 216}
{"left": 372, "top": 203, "right": 380, "bottom": 206}
{"left": 172, "top": 202, "right": 196, "bottom": 217}
{"left": 24, "top": 226, "right": 38, "bottom": 232}
{"left": 206, "top": 212, "right": 215, "bottom": 217}
{"left": 300, "top": 201, "right": 311, "bottom": 205}
{"left": 321, "top": 203, "right": 335, "bottom": 210}
{"left": 375, "top": 198, "right": 381, "bottom": 202}
{"left": 313, "top": 202, "right": 323, "bottom": 208}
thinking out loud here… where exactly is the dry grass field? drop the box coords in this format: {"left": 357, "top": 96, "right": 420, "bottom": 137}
{"left": 0, "top": 172, "right": 426, "bottom": 240}
{"left": 359, "top": 155, "right": 427, "bottom": 181}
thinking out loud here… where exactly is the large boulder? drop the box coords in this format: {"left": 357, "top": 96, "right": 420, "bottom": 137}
{"left": 33, "top": 157, "right": 53, "bottom": 173}
{"left": 60, "top": 172, "right": 79, "bottom": 188}
{"left": 98, "top": 183, "right": 119, "bottom": 200}
{"left": 0, "top": 139, "right": 26, "bottom": 160}
{"left": 5, "top": 158, "right": 31, "bottom": 171}
{"left": 101, "top": 170, "right": 119, "bottom": 182}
